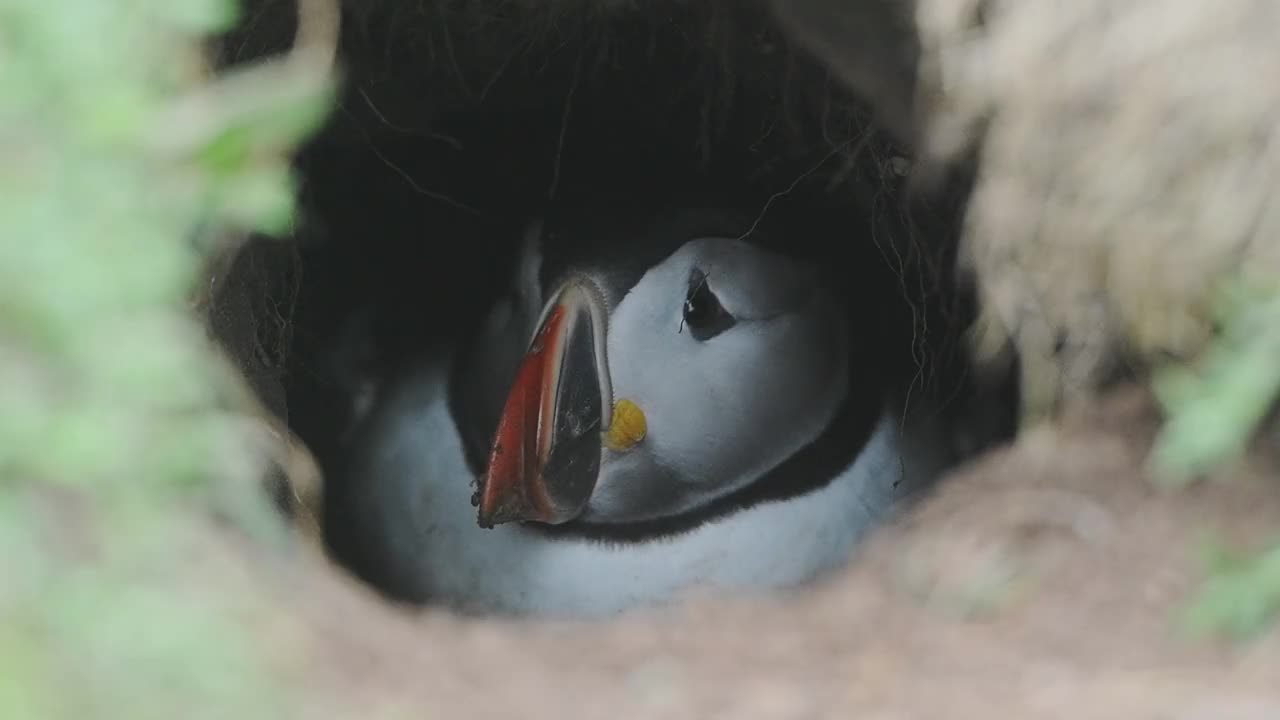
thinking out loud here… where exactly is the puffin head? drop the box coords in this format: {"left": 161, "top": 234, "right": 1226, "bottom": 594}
{"left": 466, "top": 205, "right": 889, "bottom": 533}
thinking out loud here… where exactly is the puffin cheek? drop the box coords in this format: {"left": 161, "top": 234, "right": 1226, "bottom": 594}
{"left": 584, "top": 449, "right": 687, "bottom": 522}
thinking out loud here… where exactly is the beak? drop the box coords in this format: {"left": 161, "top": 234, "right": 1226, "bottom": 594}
{"left": 476, "top": 279, "right": 612, "bottom": 528}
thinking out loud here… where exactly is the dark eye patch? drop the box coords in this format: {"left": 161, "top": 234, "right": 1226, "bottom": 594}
{"left": 680, "top": 268, "right": 737, "bottom": 341}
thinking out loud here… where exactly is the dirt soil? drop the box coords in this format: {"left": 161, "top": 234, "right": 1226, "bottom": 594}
{"left": 223, "top": 388, "right": 1280, "bottom": 719}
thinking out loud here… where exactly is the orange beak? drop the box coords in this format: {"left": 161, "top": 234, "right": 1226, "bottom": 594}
{"left": 475, "top": 280, "right": 611, "bottom": 528}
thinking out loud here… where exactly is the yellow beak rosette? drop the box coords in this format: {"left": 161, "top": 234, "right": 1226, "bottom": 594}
{"left": 603, "top": 398, "right": 646, "bottom": 451}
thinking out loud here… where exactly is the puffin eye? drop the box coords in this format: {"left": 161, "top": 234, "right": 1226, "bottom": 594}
{"left": 681, "top": 269, "right": 736, "bottom": 341}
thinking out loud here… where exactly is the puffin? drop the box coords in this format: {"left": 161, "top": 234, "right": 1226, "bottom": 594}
{"left": 332, "top": 199, "right": 951, "bottom": 618}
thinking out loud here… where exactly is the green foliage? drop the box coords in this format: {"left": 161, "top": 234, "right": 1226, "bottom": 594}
{"left": 1183, "top": 536, "right": 1280, "bottom": 642}
{"left": 1150, "top": 278, "right": 1280, "bottom": 639}
{"left": 0, "top": 0, "right": 334, "bottom": 716}
{"left": 1151, "top": 278, "right": 1280, "bottom": 484}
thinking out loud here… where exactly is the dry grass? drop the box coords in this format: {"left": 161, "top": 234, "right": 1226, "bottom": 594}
{"left": 911, "top": 0, "right": 1280, "bottom": 423}
{"left": 773, "top": 0, "right": 1280, "bottom": 433}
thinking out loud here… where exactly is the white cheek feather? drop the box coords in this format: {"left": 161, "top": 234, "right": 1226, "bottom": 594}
{"left": 605, "top": 276, "right": 845, "bottom": 510}
{"left": 348, "top": 354, "right": 926, "bottom": 619}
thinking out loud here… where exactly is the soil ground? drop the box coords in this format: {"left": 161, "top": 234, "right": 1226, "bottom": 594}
{"left": 223, "top": 388, "right": 1280, "bottom": 719}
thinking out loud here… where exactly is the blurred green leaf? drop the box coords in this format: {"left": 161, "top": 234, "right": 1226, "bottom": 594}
{"left": 0, "top": 625, "right": 58, "bottom": 720}
{"left": 1150, "top": 278, "right": 1280, "bottom": 485}
{"left": 153, "top": 61, "right": 337, "bottom": 167}
{"left": 1183, "top": 537, "right": 1280, "bottom": 641}
{"left": 193, "top": 78, "right": 336, "bottom": 168}
{"left": 159, "top": 0, "right": 244, "bottom": 34}
{"left": 210, "top": 160, "right": 301, "bottom": 236}
{"left": 0, "top": 0, "right": 336, "bottom": 716}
